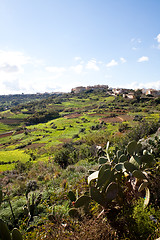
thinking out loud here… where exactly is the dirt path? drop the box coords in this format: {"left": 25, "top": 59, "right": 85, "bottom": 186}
{"left": 117, "top": 116, "right": 124, "bottom": 121}
{"left": 0, "top": 131, "right": 13, "bottom": 138}
{"left": 100, "top": 114, "right": 133, "bottom": 123}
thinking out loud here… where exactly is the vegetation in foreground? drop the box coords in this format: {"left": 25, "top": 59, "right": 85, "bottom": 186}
{"left": 0, "top": 89, "right": 160, "bottom": 239}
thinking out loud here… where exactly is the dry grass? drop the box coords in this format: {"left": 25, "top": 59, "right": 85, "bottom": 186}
{"left": 25, "top": 217, "right": 118, "bottom": 240}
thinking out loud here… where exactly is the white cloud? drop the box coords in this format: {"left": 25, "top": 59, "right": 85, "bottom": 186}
{"left": 45, "top": 66, "right": 66, "bottom": 73}
{"left": 70, "top": 64, "right": 83, "bottom": 74}
{"left": 126, "top": 81, "right": 160, "bottom": 90}
{"left": 74, "top": 56, "right": 82, "bottom": 61}
{"left": 74, "top": 57, "right": 84, "bottom": 64}
{"left": 45, "top": 67, "right": 67, "bottom": 83}
{"left": 57, "top": 81, "right": 79, "bottom": 92}
{"left": 120, "top": 57, "right": 126, "bottom": 63}
{"left": 0, "top": 50, "right": 45, "bottom": 94}
{"left": 137, "top": 56, "right": 149, "bottom": 62}
{"left": 106, "top": 59, "right": 118, "bottom": 67}
{"left": 45, "top": 66, "right": 66, "bottom": 79}
{"left": 155, "top": 34, "right": 160, "bottom": 49}
{"left": 130, "top": 38, "right": 141, "bottom": 44}
{"left": 0, "top": 50, "right": 31, "bottom": 75}
{"left": 0, "top": 50, "right": 31, "bottom": 65}
{"left": 0, "top": 64, "right": 19, "bottom": 73}
{"left": 131, "top": 38, "right": 142, "bottom": 51}
{"left": 86, "top": 59, "right": 99, "bottom": 71}
{"left": 105, "top": 74, "right": 112, "bottom": 79}
{"left": 156, "top": 34, "right": 160, "bottom": 43}
{"left": 0, "top": 77, "right": 31, "bottom": 95}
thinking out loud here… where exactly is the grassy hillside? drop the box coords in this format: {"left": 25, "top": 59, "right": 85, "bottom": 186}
{"left": 0, "top": 91, "right": 159, "bottom": 164}
{"left": 0, "top": 89, "right": 160, "bottom": 239}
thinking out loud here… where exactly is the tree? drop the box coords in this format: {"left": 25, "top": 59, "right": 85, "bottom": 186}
{"left": 134, "top": 89, "right": 142, "bottom": 101}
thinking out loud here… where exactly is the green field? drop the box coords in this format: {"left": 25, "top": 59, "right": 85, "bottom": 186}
{"left": 0, "top": 122, "right": 14, "bottom": 133}
{"left": 0, "top": 91, "right": 159, "bottom": 171}
{"left": 0, "top": 150, "right": 30, "bottom": 171}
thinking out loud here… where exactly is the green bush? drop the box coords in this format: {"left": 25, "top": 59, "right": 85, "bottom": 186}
{"left": 14, "top": 160, "right": 33, "bottom": 173}
{"left": 54, "top": 148, "right": 72, "bottom": 168}
{"left": 118, "top": 123, "right": 129, "bottom": 132}
{"left": 0, "top": 197, "right": 26, "bottom": 224}
{"left": 115, "top": 120, "right": 160, "bottom": 149}
{"left": 132, "top": 198, "right": 160, "bottom": 239}
{"left": 54, "top": 143, "right": 97, "bottom": 168}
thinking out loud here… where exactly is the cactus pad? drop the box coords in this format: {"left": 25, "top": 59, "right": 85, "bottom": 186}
{"left": 119, "top": 154, "right": 127, "bottom": 163}
{"left": 90, "top": 186, "right": 106, "bottom": 207}
{"left": 74, "top": 195, "right": 91, "bottom": 208}
{"left": 105, "top": 182, "right": 118, "bottom": 203}
{"left": 97, "top": 169, "right": 111, "bottom": 188}
{"left": 68, "top": 191, "right": 76, "bottom": 202}
{"left": 12, "top": 228, "right": 23, "bottom": 240}
{"left": 138, "top": 181, "right": 149, "bottom": 192}
{"left": 99, "top": 157, "right": 108, "bottom": 164}
{"left": 88, "top": 171, "right": 99, "bottom": 185}
{"left": 68, "top": 208, "right": 80, "bottom": 218}
{"left": 124, "top": 161, "right": 138, "bottom": 173}
{"left": 0, "top": 219, "right": 11, "bottom": 240}
{"left": 132, "top": 170, "right": 147, "bottom": 180}
{"left": 129, "top": 156, "right": 141, "bottom": 168}
{"left": 144, "top": 187, "right": 150, "bottom": 207}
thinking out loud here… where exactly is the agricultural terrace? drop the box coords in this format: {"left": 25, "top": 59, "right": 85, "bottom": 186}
{"left": 0, "top": 90, "right": 159, "bottom": 171}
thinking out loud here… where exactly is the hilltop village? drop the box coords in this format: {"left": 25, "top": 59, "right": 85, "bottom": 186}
{"left": 71, "top": 85, "right": 160, "bottom": 98}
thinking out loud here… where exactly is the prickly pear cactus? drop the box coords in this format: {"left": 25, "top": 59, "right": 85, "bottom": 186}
{"left": 74, "top": 195, "right": 91, "bottom": 208}
{"left": 90, "top": 186, "right": 106, "bottom": 207}
{"left": 143, "top": 187, "right": 150, "bottom": 207}
{"left": 105, "top": 182, "right": 118, "bottom": 203}
{"left": 127, "top": 140, "right": 142, "bottom": 155}
{"left": 0, "top": 219, "right": 11, "bottom": 240}
{"left": 68, "top": 140, "right": 155, "bottom": 217}
{"left": 67, "top": 191, "right": 76, "bottom": 202}
{"left": 0, "top": 219, "right": 23, "bottom": 240}
{"left": 68, "top": 208, "right": 80, "bottom": 218}
{"left": 12, "top": 228, "right": 23, "bottom": 240}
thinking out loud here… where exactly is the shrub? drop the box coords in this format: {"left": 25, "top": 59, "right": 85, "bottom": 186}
{"left": 72, "top": 134, "right": 79, "bottom": 139}
{"left": 132, "top": 198, "right": 160, "bottom": 239}
{"left": 116, "top": 120, "right": 160, "bottom": 149}
{"left": 0, "top": 197, "right": 26, "bottom": 224}
{"left": 118, "top": 123, "right": 129, "bottom": 132}
{"left": 54, "top": 148, "right": 71, "bottom": 168}
{"left": 66, "top": 165, "right": 76, "bottom": 172}
{"left": 14, "top": 161, "right": 33, "bottom": 173}
{"left": 128, "top": 120, "right": 159, "bottom": 141}
{"left": 133, "top": 115, "right": 143, "bottom": 121}
{"left": 26, "top": 180, "right": 38, "bottom": 193}
{"left": 79, "top": 128, "right": 85, "bottom": 133}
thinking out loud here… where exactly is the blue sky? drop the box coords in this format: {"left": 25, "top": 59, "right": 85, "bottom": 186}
{"left": 0, "top": 0, "right": 160, "bottom": 94}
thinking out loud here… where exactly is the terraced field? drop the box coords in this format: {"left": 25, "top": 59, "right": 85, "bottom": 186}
{"left": 0, "top": 91, "right": 159, "bottom": 171}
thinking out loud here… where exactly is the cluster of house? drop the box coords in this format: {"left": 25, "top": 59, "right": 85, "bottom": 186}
{"left": 141, "top": 88, "right": 160, "bottom": 96}
{"left": 71, "top": 85, "right": 160, "bottom": 99}
{"left": 116, "top": 88, "right": 160, "bottom": 98}
{"left": 71, "top": 85, "right": 109, "bottom": 93}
